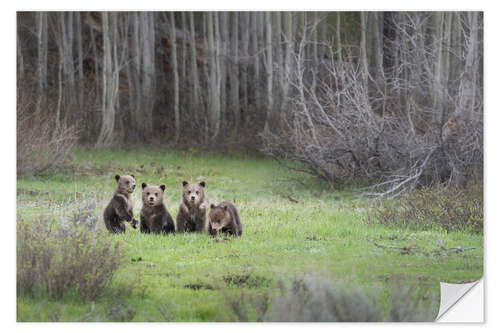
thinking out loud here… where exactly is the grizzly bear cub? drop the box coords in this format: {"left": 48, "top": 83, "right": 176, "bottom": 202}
{"left": 140, "top": 183, "right": 175, "bottom": 234}
{"left": 103, "top": 174, "right": 138, "bottom": 233}
{"left": 208, "top": 201, "right": 242, "bottom": 237}
{"left": 176, "top": 181, "right": 206, "bottom": 232}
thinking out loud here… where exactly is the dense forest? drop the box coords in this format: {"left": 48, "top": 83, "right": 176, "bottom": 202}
{"left": 16, "top": 11, "right": 483, "bottom": 195}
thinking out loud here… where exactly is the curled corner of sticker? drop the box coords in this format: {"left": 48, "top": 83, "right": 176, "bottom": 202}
{"left": 436, "top": 278, "right": 483, "bottom": 321}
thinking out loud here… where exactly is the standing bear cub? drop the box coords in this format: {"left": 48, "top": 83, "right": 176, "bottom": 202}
{"left": 176, "top": 181, "right": 206, "bottom": 232}
{"left": 140, "top": 183, "right": 175, "bottom": 234}
{"left": 208, "top": 201, "right": 242, "bottom": 237}
{"left": 103, "top": 174, "right": 138, "bottom": 233}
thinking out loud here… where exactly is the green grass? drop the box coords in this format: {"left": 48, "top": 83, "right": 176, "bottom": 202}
{"left": 16, "top": 147, "right": 483, "bottom": 322}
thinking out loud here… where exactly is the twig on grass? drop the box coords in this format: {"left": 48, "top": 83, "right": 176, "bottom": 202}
{"left": 287, "top": 195, "right": 300, "bottom": 204}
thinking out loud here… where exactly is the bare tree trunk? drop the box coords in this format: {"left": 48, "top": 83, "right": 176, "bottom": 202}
{"left": 320, "top": 12, "right": 327, "bottom": 61}
{"left": 60, "top": 12, "right": 76, "bottom": 113}
{"left": 17, "top": 29, "right": 24, "bottom": 79}
{"left": 458, "top": 12, "right": 479, "bottom": 119}
{"left": 432, "top": 12, "right": 445, "bottom": 125}
{"left": 255, "top": 12, "right": 264, "bottom": 114}
{"left": 76, "top": 12, "right": 84, "bottom": 108}
{"left": 282, "top": 11, "right": 293, "bottom": 111}
{"left": 274, "top": 12, "right": 284, "bottom": 112}
{"left": 89, "top": 17, "right": 100, "bottom": 106}
{"left": 188, "top": 12, "right": 201, "bottom": 125}
{"left": 372, "top": 12, "right": 385, "bottom": 114}
{"left": 202, "top": 13, "right": 210, "bottom": 143}
{"left": 169, "top": 12, "right": 180, "bottom": 143}
{"left": 35, "top": 12, "right": 48, "bottom": 117}
{"left": 210, "top": 11, "right": 221, "bottom": 140}
{"left": 181, "top": 12, "right": 187, "bottom": 89}
{"left": 336, "top": 12, "right": 342, "bottom": 61}
{"left": 241, "top": 12, "right": 250, "bottom": 123}
{"left": 360, "top": 12, "right": 369, "bottom": 94}
{"left": 312, "top": 12, "right": 318, "bottom": 71}
{"left": 250, "top": 12, "right": 260, "bottom": 115}
{"left": 436, "top": 12, "right": 453, "bottom": 123}
{"left": 373, "top": 12, "right": 384, "bottom": 86}
{"left": 127, "top": 13, "right": 140, "bottom": 140}
{"left": 56, "top": 48, "right": 63, "bottom": 131}
{"left": 96, "top": 12, "right": 119, "bottom": 147}
{"left": 264, "top": 12, "right": 273, "bottom": 131}
{"left": 219, "top": 12, "right": 228, "bottom": 126}
{"left": 230, "top": 12, "right": 240, "bottom": 131}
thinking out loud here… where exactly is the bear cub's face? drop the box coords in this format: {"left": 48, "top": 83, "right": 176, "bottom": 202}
{"left": 142, "top": 183, "right": 166, "bottom": 207}
{"left": 182, "top": 181, "right": 205, "bottom": 206}
{"left": 115, "top": 174, "right": 136, "bottom": 194}
{"left": 209, "top": 204, "right": 230, "bottom": 231}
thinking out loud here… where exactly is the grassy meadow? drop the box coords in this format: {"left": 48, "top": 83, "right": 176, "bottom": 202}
{"left": 16, "top": 147, "right": 483, "bottom": 321}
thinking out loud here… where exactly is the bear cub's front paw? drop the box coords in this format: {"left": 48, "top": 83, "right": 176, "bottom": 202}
{"left": 131, "top": 218, "right": 139, "bottom": 229}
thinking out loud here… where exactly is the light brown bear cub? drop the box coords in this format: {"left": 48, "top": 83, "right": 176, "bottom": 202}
{"left": 208, "top": 201, "right": 242, "bottom": 237}
{"left": 140, "top": 183, "right": 175, "bottom": 234}
{"left": 176, "top": 181, "right": 206, "bottom": 232}
{"left": 103, "top": 174, "right": 138, "bottom": 233}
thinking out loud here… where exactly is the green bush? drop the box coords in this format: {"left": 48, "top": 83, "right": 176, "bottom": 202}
{"left": 17, "top": 199, "right": 122, "bottom": 301}
{"left": 366, "top": 180, "right": 483, "bottom": 233}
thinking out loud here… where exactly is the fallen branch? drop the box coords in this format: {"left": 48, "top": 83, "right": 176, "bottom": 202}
{"left": 367, "top": 237, "right": 477, "bottom": 256}
{"left": 436, "top": 234, "right": 476, "bottom": 253}
{"left": 366, "top": 238, "right": 419, "bottom": 254}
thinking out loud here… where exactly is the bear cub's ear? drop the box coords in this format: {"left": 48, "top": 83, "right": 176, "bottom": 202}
{"left": 199, "top": 181, "right": 206, "bottom": 188}
{"left": 130, "top": 174, "right": 135, "bottom": 179}
{"left": 182, "top": 180, "right": 188, "bottom": 187}
{"left": 115, "top": 175, "right": 121, "bottom": 182}
{"left": 160, "top": 185, "right": 166, "bottom": 192}
{"left": 142, "top": 183, "right": 147, "bottom": 189}
{"left": 210, "top": 203, "right": 216, "bottom": 209}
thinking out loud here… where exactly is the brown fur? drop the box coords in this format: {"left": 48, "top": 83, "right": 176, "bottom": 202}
{"left": 140, "top": 183, "right": 175, "bottom": 234}
{"left": 176, "top": 181, "right": 206, "bottom": 233}
{"left": 208, "top": 201, "right": 242, "bottom": 237}
{"left": 103, "top": 174, "right": 138, "bottom": 233}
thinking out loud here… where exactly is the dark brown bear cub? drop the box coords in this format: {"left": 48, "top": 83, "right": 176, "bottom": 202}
{"left": 140, "top": 183, "right": 175, "bottom": 234}
{"left": 208, "top": 201, "right": 242, "bottom": 237}
{"left": 176, "top": 181, "right": 206, "bottom": 232}
{"left": 103, "top": 174, "right": 138, "bottom": 233}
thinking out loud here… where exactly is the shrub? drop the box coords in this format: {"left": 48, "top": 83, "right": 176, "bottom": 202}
{"left": 366, "top": 179, "right": 483, "bottom": 233}
{"left": 17, "top": 199, "right": 123, "bottom": 301}
{"left": 261, "top": 25, "right": 482, "bottom": 196}
{"left": 222, "top": 274, "right": 435, "bottom": 322}
{"left": 17, "top": 85, "right": 77, "bottom": 177}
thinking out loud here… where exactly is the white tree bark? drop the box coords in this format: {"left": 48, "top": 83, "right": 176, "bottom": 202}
{"left": 211, "top": 12, "right": 222, "bottom": 139}
{"left": 35, "top": 12, "right": 48, "bottom": 117}
{"left": 230, "top": 12, "right": 240, "bottom": 130}
{"left": 458, "top": 12, "right": 479, "bottom": 119}
{"left": 282, "top": 11, "right": 293, "bottom": 111}
{"left": 432, "top": 12, "right": 445, "bottom": 124}
{"left": 360, "top": 12, "right": 369, "bottom": 94}
{"left": 96, "top": 12, "right": 120, "bottom": 147}
{"left": 241, "top": 12, "right": 250, "bottom": 120}
{"left": 336, "top": 12, "right": 342, "bottom": 61}
{"left": 188, "top": 12, "right": 201, "bottom": 123}
{"left": 264, "top": 12, "right": 273, "bottom": 130}
{"left": 219, "top": 12, "right": 229, "bottom": 124}
{"left": 17, "top": 29, "right": 24, "bottom": 79}
{"left": 76, "top": 13, "right": 84, "bottom": 107}
{"left": 169, "top": 12, "right": 180, "bottom": 142}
